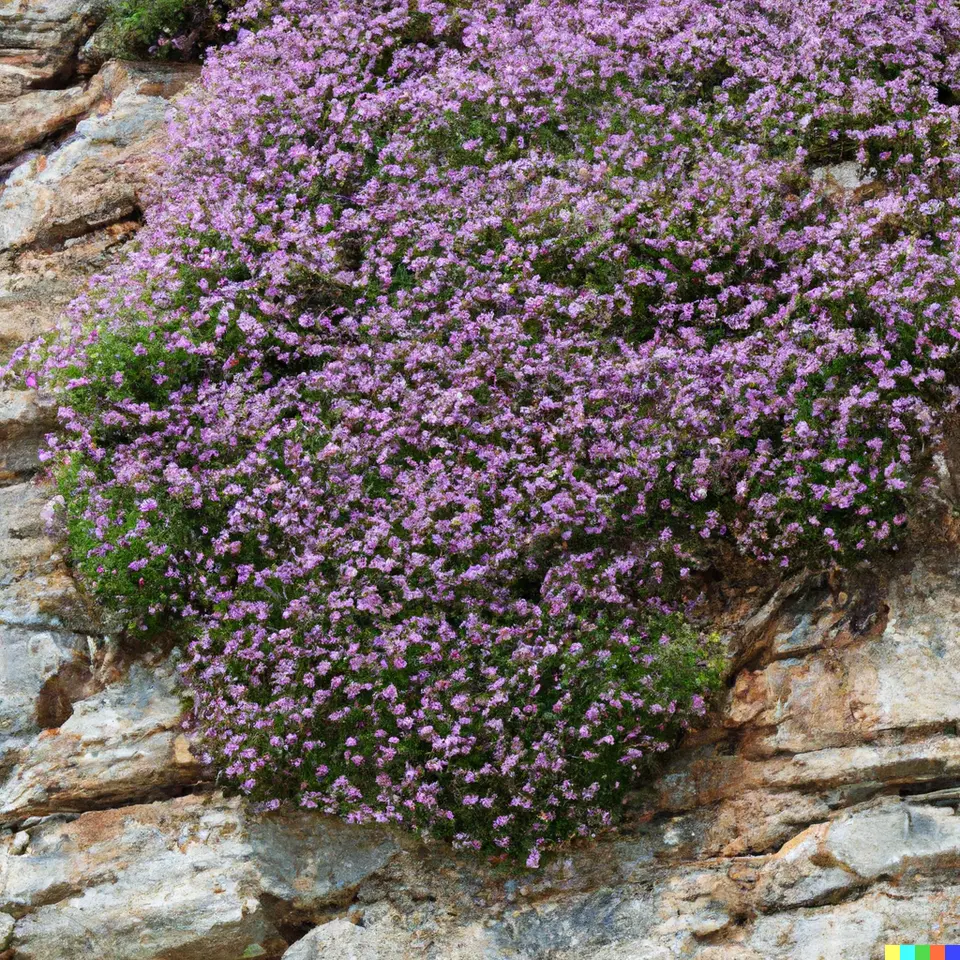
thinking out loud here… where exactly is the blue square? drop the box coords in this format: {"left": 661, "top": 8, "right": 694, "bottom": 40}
{"left": 945, "top": 946, "right": 960, "bottom": 960}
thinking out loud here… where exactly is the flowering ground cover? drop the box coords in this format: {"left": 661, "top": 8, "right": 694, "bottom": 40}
{"left": 12, "top": 0, "right": 960, "bottom": 864}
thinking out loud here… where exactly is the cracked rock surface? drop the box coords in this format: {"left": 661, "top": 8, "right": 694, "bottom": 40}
{"left": 1, "top": 19, "right": 960, "bottom": 960}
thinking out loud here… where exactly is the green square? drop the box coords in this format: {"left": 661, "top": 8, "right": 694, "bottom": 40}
{"left": 916, "top": 947, "right": 931, "bottom": 960}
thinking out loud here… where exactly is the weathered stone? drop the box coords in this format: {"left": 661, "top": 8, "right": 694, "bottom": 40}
{"left": 754, "top": 822, "right": 863, "bottom": 911}
{"left": 0, "top": 626, "right": 87, "bottom": 764}
{"left": 824, "top": 800, "right": 960, "bottom": 880}
{"left": 2, "top": 793, "right": 400, "bottom": 960}
{"left": 0, "top": 76, "right": 101, "bottom": 162}
{"left": 0, "top": 660, "right": 202, "bottom": 822}
{"left": 283, "top": 910, "right": 497, "bottom": 960}
{"left": 742, "top": 881, "right": 960, "bottom": 958}
{"left": 0, "top": 220, "right": 140, "bottom": 358}
{"left": 811, "top": 161, "right": 878, "bottom": 196}
{"left": 733, "top": 566, "right": 960, "bottom": 759}
{"left": 696, "top": 789, "right": 834, "bottom": 859}
{"left": 0, "top": 563, "right": 94, "bottom": 633}
{"left": 0, "top": 389, "right": 55, "bottom": 482}
{"left": 0, "top": 0, "right": 105, "bottom": 95}
{"left": 0, "top": 61, "right": 198, "bottom": 252}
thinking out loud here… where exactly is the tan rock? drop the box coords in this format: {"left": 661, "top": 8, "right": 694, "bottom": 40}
{"left": 0, "top": 61, "right": 198, "bottom": 252}
{"left": 0, "top": 480, "right": 56, "bottom": 567}
{"left": 0, "top": 0, "right": 104, "bottom": 95}
{"left": 824, "top": 800, "right": 960, "bottom": 880}
{"left": 0, "top": 563, "right": 95, "bottom": 633}
{"left": 0, "top": 219, "right": 140, "bottom": 357}
{"left": 0, "top": 76, "right": 102, "bottom": 163}
{"left": 703, "top": 790, "right": 834, "bottom": 859}
{"left": 0, "top": 388, "right": 56, "bottom": 482}
{"left": 2, "top": 792, "right": 400, "bottom": 960}
{"left": 811, "top": 160, "right": 877, "bottom": 196}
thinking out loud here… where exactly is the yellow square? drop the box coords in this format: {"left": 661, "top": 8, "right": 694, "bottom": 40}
{"left": 886, "top": 948, "right": 900, "bottom": 960}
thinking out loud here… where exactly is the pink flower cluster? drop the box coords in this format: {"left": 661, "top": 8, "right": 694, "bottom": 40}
{"left": 20, "top": 0, "right": 960, "bottom": 861}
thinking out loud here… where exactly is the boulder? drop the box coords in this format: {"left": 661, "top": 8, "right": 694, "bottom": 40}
{"left": 0, "top": 388, "right": 56, "bottom": 482}
{"left": 0, "top": 660, "right": 203, "bottom": 823}
{"left": 0, "top": 0, "right": 105, "bottom": 96}
{"left": 0, "top": 77, "right": 102, "bottom": 162}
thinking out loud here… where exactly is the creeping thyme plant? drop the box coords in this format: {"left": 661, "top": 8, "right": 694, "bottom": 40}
{"left": 13, "top": 0, "right": 960, "bottom": 864}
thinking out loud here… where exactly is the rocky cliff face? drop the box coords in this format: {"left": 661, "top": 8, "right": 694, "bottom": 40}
{"left": 1, "top": 5, "right": 960, "bottom": 958}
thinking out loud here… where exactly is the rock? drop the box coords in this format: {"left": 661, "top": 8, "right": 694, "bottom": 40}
{"left": 0, "top": 660, "right": 203, "bottom": 822}
{"left": 811, "top": 161, "right": 878, "bottom": 196}
{"left": 695, "top": 789, "right": 834, "bottom": 860}
{"left": 0, "top": 61, "right": 199, "bottom": 252}
{"left": 0, "top": 626, "right": 88, "bottom": 764}
{"left": 0, "top": 481, "right": 56, "bottom": 567}
{"left": 0, "top": 76, "right": 102, "bottom": 163}
{"left": 0, "top": 389, "right": 56, "bottom": 482}
{"left": 0, "top": 0, "right": 105, "bottom": 96}
{"left": 823, "top": 800, "right": 960, "bottom": 881}
{"left": 282, "top": 908, "right": 499, "bottom": 960}
{"left": 2, "top": 793, "right": 400, "bottom": 960}
{"left": 733, "top": 565, "right": 960, "bottom": 758}
{"left": 282, "top": 916, "right": 404, "bottom": 960}
{"left": 0, "top": 564, "right": 95, "bottom": 633}
{"left": 743, "top": 881, "right": 960, "bottom": 958}
{"left": 248, "top": 811, "right": 404, "bottom": 913}
{"left": 0, "top": 220, "right": 140, "bottom": 357}
{"left": 754, "top": 822, "right": 863, "bottom": 911}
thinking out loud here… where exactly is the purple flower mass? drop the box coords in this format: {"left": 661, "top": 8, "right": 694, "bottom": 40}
{"left": 16, "top": 0, "right": 960, "bottom": 862}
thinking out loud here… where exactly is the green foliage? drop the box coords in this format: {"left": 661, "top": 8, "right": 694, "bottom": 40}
{"left": 96, "top": 0, "right": 238, "bottom": 59}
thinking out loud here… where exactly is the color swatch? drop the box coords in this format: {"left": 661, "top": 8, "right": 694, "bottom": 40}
{"left": 885, "top": 947, "right": 960, "bottom": 960}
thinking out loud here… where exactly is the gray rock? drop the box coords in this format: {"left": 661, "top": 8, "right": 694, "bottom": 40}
{"left": 0, "top": 625, "right": 88, "bottom": 761}
{"left": 825, "top": 801, "right": 960, "bottom": 880}
{"left": 3, "top": 793, "right": 400, "bottom": 960}
{"left": 811, "top": 161, "right": 877, "bottom": 195}
{"left": 0, "top": 660, "right": 202, "bottom": 823}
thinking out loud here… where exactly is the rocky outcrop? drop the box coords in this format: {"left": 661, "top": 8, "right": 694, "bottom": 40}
{"left": 1, "top": 17, "right": 959, "bottom": 960}
{"left": 0, "top": 0, "right": 104, "bottom": 98}
{"left": 1, "top": 794, "right": 401, "bottom": 960}
{"left": 0, "top": 60, "right": 198, "bottom": 250}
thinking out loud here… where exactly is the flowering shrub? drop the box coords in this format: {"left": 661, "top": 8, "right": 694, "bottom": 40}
{"left": 96, "top": 0, "right": 238, "bottom": 59}
{"left": 15, "top": 0, "right": 960, "bottom": 862}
